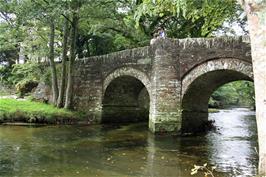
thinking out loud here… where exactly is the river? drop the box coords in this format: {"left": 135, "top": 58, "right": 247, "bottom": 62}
{"left": 0, "top": 108, "right": 258, "bottom": 177}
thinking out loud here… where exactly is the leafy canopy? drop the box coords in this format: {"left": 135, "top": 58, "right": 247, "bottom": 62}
{"left": 134, "top": 0, "right": 246, "bottom": 38}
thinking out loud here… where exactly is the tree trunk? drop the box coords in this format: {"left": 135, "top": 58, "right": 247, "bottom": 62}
{"left": 57, "top": 16, "right": 70, "bottom": 108}
{"left": 239, "top": 1, "right": 266, "bottom": 175}
{"left": 64, "top": 13, "right": 78, "bottom": 109}
{"left": 49, "top": 19, "right": 59, "bottom": 105}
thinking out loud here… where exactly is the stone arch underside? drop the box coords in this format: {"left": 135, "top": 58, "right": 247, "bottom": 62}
{"left": 181, "top": 58, "right": 253, "bottom": 133}
{"left": 102, "top": 67, "right": 151, "bottom": 123}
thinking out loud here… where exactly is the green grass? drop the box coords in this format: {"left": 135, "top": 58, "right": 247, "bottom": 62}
{"left": 0, "top": 98, "right": 86, "bottom": 124}
{"left": 208, "top": 108, "right": 219, "bottom": 113}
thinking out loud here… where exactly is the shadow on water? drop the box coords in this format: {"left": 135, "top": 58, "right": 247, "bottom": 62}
{"left": 0, "top": 108, "right": 258, "bottom": 177}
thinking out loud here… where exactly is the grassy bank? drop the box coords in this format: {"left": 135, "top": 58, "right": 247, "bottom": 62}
{"left": 0, "top": 98, "right": 86, "bottom": 124}
{"left": 208, "top": 108, "right": 220, "bottom": 113}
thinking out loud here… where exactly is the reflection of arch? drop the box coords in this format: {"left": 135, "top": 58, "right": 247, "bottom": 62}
{"left": 181, "top": 58, "right": 253, "bottom": 133}
{"left": 182, "top": 58, "right": 253, "bottom": 97}
{"left": 103, "top": 67, "right": 151, "bottom": 96}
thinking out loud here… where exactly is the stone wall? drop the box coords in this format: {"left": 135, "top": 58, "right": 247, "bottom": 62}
{"left": 181, "top": 59, "right": 253, "bottom": 132}
{"left": 73, "top": 46, "right": 153, "bottom": 123}
{"left": 72, "top": 36, "right": 252, "bottom": 134}
{"left": 149, "top": 38, "right": 182, "bottom": 133}
{"left": 102, "top": 76, "right": 149, "bottom": 123}
{"left": 178, "top": 36, "right": 251, "bottom": 78}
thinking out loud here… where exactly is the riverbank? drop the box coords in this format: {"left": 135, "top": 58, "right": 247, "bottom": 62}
{"left": 208, "top": 108, "right": 219, "bottom": 113}
{"left": 0, "top": 98, "right": 88, "bottom": 124}
{"left": 0, "top": 97, "right": 221, "bottom": 125}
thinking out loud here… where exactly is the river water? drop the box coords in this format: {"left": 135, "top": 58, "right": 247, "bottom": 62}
{"left": 0, "top": 108, "right": 258, "bottom": 177}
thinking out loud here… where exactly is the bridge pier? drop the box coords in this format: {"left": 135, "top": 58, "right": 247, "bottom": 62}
{"left": 149, "top": 40, "right": 182, "bottom": 134}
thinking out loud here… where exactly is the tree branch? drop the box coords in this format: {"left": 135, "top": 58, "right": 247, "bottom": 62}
{"left": 61, "top": 13, "right": 73, "bottom": 25}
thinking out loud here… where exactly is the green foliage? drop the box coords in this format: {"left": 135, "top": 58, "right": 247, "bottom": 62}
{"left": 0, "top": 1, "right": 251, "bottom": 108}
{"left": 0, "top": 0, "right": 28, "bottom": 65}
{"left": 15, "top": 79, "right": 38, "bottom": 97}
{"left": 0, "top": 66, "right": 12, "bottom": 85}
{"left": 9, "top": 62, "right": 43, "bottom": 85}
{"left": 0, "top": 62, "right": 51, "bottom": 95}
{"left": 0, "top": 0, "right": 247, "bottom": 62}
{"left": 0, "top": 61, "right": 66, "bottom": 95}
{"left": 210, "top": 81, "right": 255, "bottom": 108}
{"left": 134, "top": 0, "right": 246, "bottom": 38}
{"left": 112, "top": 34, "right": 132, "bottom": 51}
{"left": 0, "top": 98, "right": 86, "bottom": 123}
{"left": 0, "top": 23, "right": 19, "bottom": 65}
{"left": 77, "top": 0, "right": 150, "bottom": 56}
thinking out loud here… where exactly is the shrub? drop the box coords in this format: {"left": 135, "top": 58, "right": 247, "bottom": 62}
{"left": 8, "top": 62, "right": 43, "bottom": 85}
{"left": 3, "top": 62, "right": 51, "bottom": 96}
{"left": 0, "top": 66, "right": 12, "bottom": 86}
{"left": 15, "top": 79, "right": 39, "bottom": 97}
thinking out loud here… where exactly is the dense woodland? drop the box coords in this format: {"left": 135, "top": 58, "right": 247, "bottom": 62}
{"left": 0, "top": 0, "right": 254, "bottom": 109}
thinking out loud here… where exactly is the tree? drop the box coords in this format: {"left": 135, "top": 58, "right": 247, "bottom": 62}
{"left": 48, "top": 18, "right": 59, "bottom": 105}
{"left": 0, "top": 0, "right": 250, "bottom": 110}
{"left": 76, "top": 0, "right": 150, "bottom": 56}
{"left": 57, "top": 14, "right": 70, "bottom": 108}
{"left": 0, "top": 0, "right": 59, "bottom": 103}
{"left": 134, "top": 0, "right": 246, "bottom": 38}
{"left": 210, "top": 81, "right": 255, "bottom": 108}
{"left": 26, "top": 0, "right": 61, "bottom": 105}
{"left": 0, "top": 1, "right": 26, "bottom": 66}
{"left": 64, "top": 5, "right": 79, "bottom": 109}
{"left": 13, "top": 0, "right": 72, "bottom": 105}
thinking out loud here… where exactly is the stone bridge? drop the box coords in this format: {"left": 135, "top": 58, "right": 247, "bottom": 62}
{"left": 73, "top": 36, "right": 252, "bottom": 134}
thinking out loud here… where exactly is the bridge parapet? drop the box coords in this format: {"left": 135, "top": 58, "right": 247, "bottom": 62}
{"left": 76, "top": 46, "right": 152, "bottom": 64}
{"left": 177, "top": 36, "right": 250, "bottom": 49}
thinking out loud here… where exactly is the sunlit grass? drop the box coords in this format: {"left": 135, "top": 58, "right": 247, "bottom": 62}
{"left": 208, "top": 108, "right": 219, "bottom": 113}
{"left": 0, "top": 98, "right": 85, "bottom": 124}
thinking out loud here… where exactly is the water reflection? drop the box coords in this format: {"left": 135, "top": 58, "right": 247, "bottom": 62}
{"left": 207, "top": 108, "right": 258, "bottom": 177}
{"left": 0, "top": 108, "right": 258, "bottom": 177}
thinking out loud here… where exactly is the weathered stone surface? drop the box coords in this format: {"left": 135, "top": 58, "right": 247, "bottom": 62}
{"left": 240, "top": 0, "right": 266, "bottom": 175}
{"left": 149, "top": 38, "right": 182, "bottom": 133}
{"left": 182, "top": 58, "right": 253, "bottom": 97}
{"left": 32, "top": 82, "right": 52, "bottom": 103}
{"left": 181, "top": 58, "right": 253, "bottom": 132}
{"left": 73, "top": 36, "right": 252, "bottom": 135}
{"left": 102, "top": 76, "right": 149, "bottom": 123}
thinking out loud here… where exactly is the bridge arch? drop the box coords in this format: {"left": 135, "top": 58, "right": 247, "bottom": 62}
{"left": 102, "top": 67, "right": 151, "bottom": 123}
{"left": 181, "top": 58, "right": 253, "bottom": 132}
{"left": 103, "top": 67, "right": 151, "bottom": 96}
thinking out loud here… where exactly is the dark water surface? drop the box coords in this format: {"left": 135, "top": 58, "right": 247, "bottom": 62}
{"left": 0, "top": 108, "right": 258, "bottom": 177}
